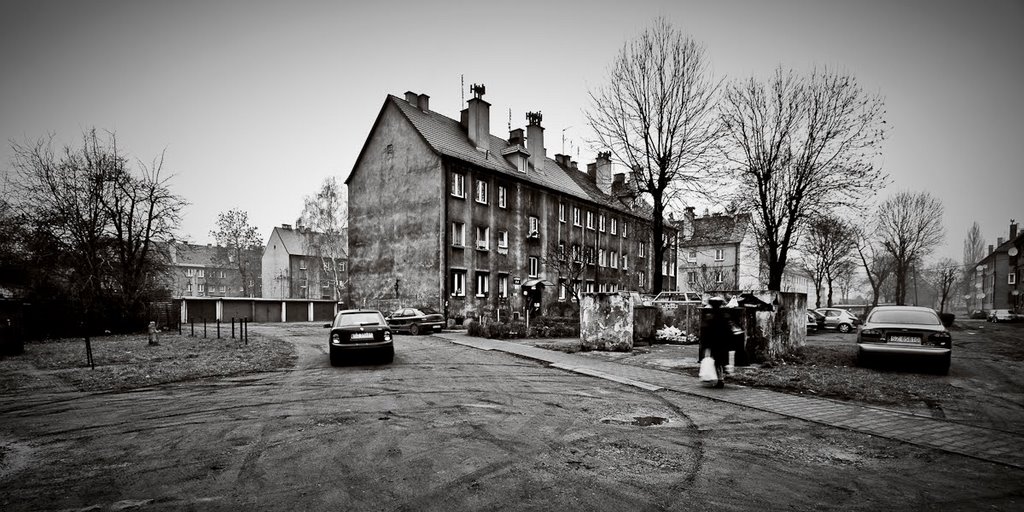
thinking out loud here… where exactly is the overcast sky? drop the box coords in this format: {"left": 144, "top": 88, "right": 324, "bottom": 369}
{"left": 2, "top": 0, "right": 1021, "bottom": 265}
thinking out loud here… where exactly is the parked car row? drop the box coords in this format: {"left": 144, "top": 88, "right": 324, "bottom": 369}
{"left": 987, "top": 309, "right": 1020, "bottom": 323}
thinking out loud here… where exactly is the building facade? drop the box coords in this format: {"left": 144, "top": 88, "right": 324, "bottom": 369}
{"left": 166, "top": 242, "right": 260, "bottom": 298}
{"left": 346, "top": 87, "right": 675, "bottom": 322}
{"left": 969, "top": 220, "right": 1022, "bottom": 312}
{"left": 262, "top": 224, "right": 348, "bottom": 300}
{"left": 676, "top": 209, "right": 759, "bottom": 293}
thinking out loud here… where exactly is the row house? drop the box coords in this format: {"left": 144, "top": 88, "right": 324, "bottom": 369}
{"left": 346, "top": 85, "right": 675, "bottom": 321}
{"left": 968, "top": 220, "right": 1022, "bottom": 312}
{"left": 166, "top": 242, "right": 259, "bottom": 298}
{"left": 262, "top": 224, "right": 348, "bottom": 300}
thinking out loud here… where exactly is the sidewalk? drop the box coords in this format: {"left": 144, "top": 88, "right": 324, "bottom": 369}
{"left": 433, "top": 331, "right": 1024, "bottom": 470}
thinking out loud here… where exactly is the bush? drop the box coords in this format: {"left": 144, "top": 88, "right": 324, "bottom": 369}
{"left": 940, "top": 312, "right": 955, "bottom": 327}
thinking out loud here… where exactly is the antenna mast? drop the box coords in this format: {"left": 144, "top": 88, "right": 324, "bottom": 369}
{"left": 460, "top": 75, "right": 464, "bottom": 106}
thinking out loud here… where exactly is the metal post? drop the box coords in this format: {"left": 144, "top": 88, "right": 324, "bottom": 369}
{"left": 203, "top": 318, "right": 207, "bottom": 338}
{"left": 190, "top": 319, "right": 195, "bottom": 337}
{"left": 231, "top": 317, "right": 236, "bottom": 339}
{"left": 244, "top": 317, "right": 248, "bottom": 345}
{"left": 217, "top": 319, "right": 221, "bottom": 339}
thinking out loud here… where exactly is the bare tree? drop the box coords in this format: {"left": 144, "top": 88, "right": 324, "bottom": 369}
{"left": 961, "top": 221, "right": 986, "bottom": 311}
{"left": 296, "top": 177, "right": 348, "bottom": 301}
{"left": 586, "top": 17, "right": 722, "bottom": 294}
{"left": 854, "top": 226, "right": 895, "bottom": 307}
{"left": 930, "top": 258, "right": 960, "bottom": 314}
{"left": 800, "top": 215, "right": 856, "bottom": 307}
{"left": 211, "top": 209, "right": 263, "bottom": 297}
{"left": 719, "top": 67, "right": 888, "bottom": 290}
{"left": 876, "top": 191, "right": 945, "bottom": 305}
{"left": 541, "top": 240, "right": 588, "bottom": 306}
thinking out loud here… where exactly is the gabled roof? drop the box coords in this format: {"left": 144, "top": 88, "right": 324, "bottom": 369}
{"left": 362, "top": 94, "right": 651, "bottom": 220}
{"left": 169, "top": 243, "right": 224, "bottom": 267}
{"left": 270, "top": 227, "right": 316, "bottom": 257}
{"left": 679, "top": 213, "right": 751, "bottom": 247}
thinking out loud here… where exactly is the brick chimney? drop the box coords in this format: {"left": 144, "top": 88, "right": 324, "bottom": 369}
{"left": 417, "top": 94, "right": 429, "bottom": 112}
{"left": 683, "top": 206, "right": 695, "bottom": 240}
{"left": 466, "top": 84, "right": 490, "bottom": 150}
{"left": 508, "top": 128, "right": 525, "bottom": 147}
{"left": 404, "top": 91, "right": 418, "bottom": 104}
{"left": 1011, "top": 220, "right": 1018, "bottom": 239}
{"left": 595, "top": 151, "right": 613, "bottom": 195}
{"left": 526, "top": 111, "right": 544, "bottom": 171}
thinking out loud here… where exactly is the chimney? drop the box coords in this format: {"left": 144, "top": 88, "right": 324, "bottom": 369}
{"left": 570, "top": 159, "right": 578, "bottom": 170}
{"left": 404, "top": 91, "right": 418, "bottom": 104}
{"left": 1011, "top": 219, "right": 1018, "bottom": 239}
{"left": 508, "top": 128, "right": 525, "bottom": 147}
{"left": 989, "top": 244, "right": 995, "bottom": 255}
{"left": 586, "top": 162, "right": 597, "bottom": 181}
{"left": 595, "top": 151, "right": 613, "bottom": 195}
{"left": 466, "top": 83, "right": 490, "bottom": 150}
{"left": 998, "top": 237, "right": 1005, "bottom": 248}
{"left": 554, "top": 154, "right": 570, "bottom": 168}
{"left": 282, "top": 223, "right": 292, "bottom": 230}
{"left": 526, "top": 111, "right": 544, "bottom": 171}
{"left": 684, "top": 207, "right": 695, "bottom": 240}
{"left": 417, "top": 94, "right": 429, "bottom": 112}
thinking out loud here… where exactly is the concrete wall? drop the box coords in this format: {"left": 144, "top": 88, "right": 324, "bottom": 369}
{"left": 728, "top": 291, "right": 807, "bottom": 362}
{"left": 262, "top": 230, "right": 291, "bottom": 299}
{"left": 348, "top": 102, "right": 443, "bottom": 312}
{"left": 580, "top": 292, "right": 633, "bottom": 351}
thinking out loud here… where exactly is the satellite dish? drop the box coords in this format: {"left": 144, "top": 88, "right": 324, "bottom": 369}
{"left": 1009, "top": 247, "right": 1019, "bottom": 257}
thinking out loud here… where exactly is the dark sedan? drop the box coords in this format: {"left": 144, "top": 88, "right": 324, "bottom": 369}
{"left": 857, "top": 305, "right": 951, "bottom": 374}
{"left": 324, "top": 309, "right": 394, "bottom": 365}
{"left": 386, "top": 308, "right": 445, "bottom": 335}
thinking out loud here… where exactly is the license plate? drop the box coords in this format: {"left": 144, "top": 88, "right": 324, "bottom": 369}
{"left": 889, "top": 335, "right": 920, "bottom": 345}
{"left": 351, "top": 333, "right": 374, "bottom": 341}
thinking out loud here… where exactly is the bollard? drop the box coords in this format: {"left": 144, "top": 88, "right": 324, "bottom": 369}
{"left": 244, "top": 317, "right": 249, "bottom": 345}
{"left": 217, "top": 319, "right": 221, "bottom": 339}
{"left": 203, "top": 318, "right": 207, "bottom": 338}
{"left": 231, "top": 317, "right": 236, "bottom": 339}
{"left": 190, "top": 319, "right": 195, "bottom": 337}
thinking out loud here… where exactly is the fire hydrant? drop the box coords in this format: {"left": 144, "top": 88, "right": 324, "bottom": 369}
{"left": 148, "top": 321, "right": 159, "bottom": 346}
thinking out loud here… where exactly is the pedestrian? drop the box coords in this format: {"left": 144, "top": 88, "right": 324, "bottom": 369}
{"left": 701, "top": 296, "right": 733, "bottom": 388}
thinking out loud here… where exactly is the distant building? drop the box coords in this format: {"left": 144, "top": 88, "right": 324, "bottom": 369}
{"left": 969, "top": 220, "right": 1022, "bottom": 312}
{"left": 345, "top": 86, "right": 676, "bottom": 321}
{"left": 166, "top": 242, "right": 260, "bottom": 298}
{"left": 262, "top": 224, "right": 347, "bottom": 300}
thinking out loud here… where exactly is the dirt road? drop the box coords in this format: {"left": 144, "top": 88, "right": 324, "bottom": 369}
{"left": 2, "top": 323, "right": 1021, "bottom": 510}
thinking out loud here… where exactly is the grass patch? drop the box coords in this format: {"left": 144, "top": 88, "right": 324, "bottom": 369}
{"left": 729, "top": 344, "right": 963, "bottom": 406}
{"left": 0, "top": 331, "right": 296, "bottom": 393}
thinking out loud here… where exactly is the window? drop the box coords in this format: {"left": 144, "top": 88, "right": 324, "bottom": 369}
{"left": 688, "top": 271, "right": 697, "bottom": 284}
{"left": 529, "top": 256, "right": 539, "bottom": 277}
{"left": 622, "top": 255, "right": 628, "bottom": 270}
{"left": 585, "top": 281, "right": 595, "bottom": 293}
{"left": 186, "top": 268, "right": 196, "bottom": 277}
{"left": 639, "top": 272, "right": 646, "bottom": 288}
{"left": 572, "top": 244, "right": 582, "bottom": 262}
{"left": 451, "top": 270, "right": 466, "bottom": 296}
{"left": 475, "top": 180, "right": 488, "bottom": 204}
{"left": 528, "top": 216, "right": 540, "bottom": 236}
{"left": 610, "top": 251, "right": 618, "bottom": 269}
{"left": 622, "top": 222, "right": 628, "bottom": 238}
{"left": 688, "top": 250, "right": 697, "bottom": 263}
{"left": 557, "top": 242, "right": 566, "bottom": 260}
{"left": 715, "top": 270, "right": 724, "bottom": 283}
{"left": 451, "top": 171, "right": 465, "bottom": 198}
{"left": 599, "top": 214, "right": 606, "bottom": 232}
{"left": 452, "top": 222, "right": 465, "bottom": 247}
{"left": 598, "top": 249, "right": 606, "bottom": 267}
{"left": 610, "top": 218, "right": 617, "bottom": 235}
{"left": 497, "top": 230, "right": 508, "bottom": 249}
{"left": 585, "top": 248, "right": 595, "bottom": 265}
{"left": 197, "top": 269, "right": 205, "bottom": 278}
{"left": 559, "top": 203, "right": 566, "bottom": 222}
{"left": 198, "top": 283, "right": 205, "bottom": 294}
{"left": 498, "top": 274, "right": 509, "bottom": 298}
{"left": 186, "top": 283, "right": 193, "bottom": 294}
{"left": 573, "top": 207, "right": 582, "bottom": 226}
{"left": 586, "top": 211, "right": 595, "bottom": 230}
{"left": 339, "top": 262, "right": 346, "bottom": 272}
{"left": 219, "top": 270, "right": 226, "bottom": 278}
{"left": 498, "top": 185, "right": 507, "bottom": 208}
{"left": 559, "top": 281, "right": 567, "bottom": 301}
{"left": 476, "top": 226, "right": 490, "bottom": 250}
{"left": 715, "top": 248, "right": 725, "bottom": 261}
{"left": 638, "top": 242, "right": 646, "bottom": 257}
{"left": 476, "top": 272, "right": 489, "bottom": 297}
{"left": 1010, "top": 273, "right": 1017, "bottom": 285}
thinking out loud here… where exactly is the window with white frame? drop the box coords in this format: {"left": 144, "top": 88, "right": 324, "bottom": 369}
{"left": 599, "top": 214, "right": 606, "bottom": 232}
{"left": 452, "top": 222, "right": 465, "bottom": 246}
{"left": 528, "top": 216, "right": 540, "bottom": 235}
{"left": 528, "top": 256, "right": 539, "bottom": 277}
{"left": 598, "top": 249, "right": 606, "bottom": 267}
{"left": 475, "top": 180, "right": 488, "bottom": 204}
{"left": 610, "top": 251, "right": 618, "bottom": 269}
{"left": 639, "top": 272, "right": 646, "bottom": 288}
{"left": 476, "top": 272, "right": 489, "bottom": 297}
{"left": 585, "top": 281, "right": 595, "bottom": 293}
{"left": 476, "top": 226, "right": 490, "bottom": 250}
{"left": 610, "top": 218, "right": 618, "bottom": 235}
{"left": 638, "top": 241, "right": 646, "bottom": 257}
{"left": 198, "top": 269, "right": 205, "bottom": 278}
{"left": 559, "top": 281, "right": 567, "bottom": 300}
{"left": 586, "top": 211, "right": 595, "bottom": 230}
{"left": 451, "top": 270, "right": 466, "bottom": 296}
{"left": 498, "top": 185, "right": 506, "bottom": 208}
{"left": 688, "top": 250, "right": 697, "bottom": 262}
{"left": 186, "top": 268, "right": 196, "bottom": 277}
{"left": 622, "top": 222, "right": 628, "bottom": 238}
{"left": 497, "top": 230, "right": 508, "bottom": 249}
{"left": 1010, "top": 272, "right": 1017, "bottom": 285}
{"left": 559, "top": 203, "right": 566, "bottom": 222}
{"left": 572, "top": 244, "right": 582, "bottom": 262}
{"left": 557, "top": 241, "right": 566, "bottom": 260}
{"left": 715, "top": 270, "right": 724, "bottom": 283}
{"left": 715, "top": 248, "right": 725, "bottom": 261}
{"left": 198, "top": 283, "right": 205, "bottom": 294}
{"left": 451, "top": 171, "right": 465, "bottom": 198}
{"left": 573, "top": 207, "right": 582, "bottom": 226}
{"left": 622, "top": 254, "right": 628, "bottom": 270}
{"left": 688, "top": 271, "right": 697, "bottom": 284}
{"left": 186, "top": 283, "right": 193, "bottom": 294}
{"left": 498, "top": 274, "right": 508, "bottom": 298}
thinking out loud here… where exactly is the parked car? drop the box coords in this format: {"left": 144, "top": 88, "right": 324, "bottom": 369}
{"left": 386, "top": 307, "right": 445, "bottom": 335}
{"left": 324, "top": 309, "right": 394, "bottom": 365}
{"left": 815, "top": 307, "right": 861, "bottom": 333}
{"left": 807, "top": 309, "right": 826, "bottom": 333}
{"left": 857, "top": 305, "right": 951, "bottom": 374}
{"left": 987, "top": 309, "right": 1019, "bottom": 323}
{"left": 653, "top": 291, "right": 703, "bottom": 304}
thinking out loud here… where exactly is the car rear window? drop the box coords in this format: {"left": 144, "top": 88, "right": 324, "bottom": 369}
{"left": 868, "top": 310, "right": 940, "bottom": 325}
{"left": 336, "top": 312, "right": 385, "bottom": 326}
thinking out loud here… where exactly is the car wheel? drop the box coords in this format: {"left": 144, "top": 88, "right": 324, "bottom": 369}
{"left": 409, "top": 324, "right": 420, "bottom": 336}
{"left": 329, "top": 347, "right": 341, "bottom": 367}
{"left": 838, "top": 323, "right": 852, "bottom": 333}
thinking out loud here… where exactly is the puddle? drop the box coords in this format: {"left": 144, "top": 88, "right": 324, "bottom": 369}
{"left": 632, "top": 416, "right": 668, "bottom": 426}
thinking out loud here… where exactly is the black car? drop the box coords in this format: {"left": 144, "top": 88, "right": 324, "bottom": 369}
{"left": 324, "top": 309, "right": 393, "bottom": 365}
{"left": 807, "top": 309, "right": 826, "bottom": 333}
{"left": 386, "top": 307, "right": 445, "bottom": 335}
{"left": 857, "top": 305, "right": 951, "bottom": 374}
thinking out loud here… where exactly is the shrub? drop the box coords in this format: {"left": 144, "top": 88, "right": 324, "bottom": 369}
{"left": 466, "top": 320, "right": 484, "bottom": 337}
{"left": 939, "top": 312, "right": 955, "bottom": 327}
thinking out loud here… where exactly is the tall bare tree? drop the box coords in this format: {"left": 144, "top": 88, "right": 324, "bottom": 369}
{"left": 296, "top": 177, "right": 348, "bottom": 301}
{"left": 800, "top": 215, "right": 856, "bottom": 307}
{"left": 876, "top": 191, "right": 945, "bottom": 305}
{"left": 719, "top": 67, "right": 887, "bottom": 290}
{"left": 211, "top": 209, "right": 262, "bottom": 297}
{"left": 541, "top": 240, "right": 588, "bottom": 307}
{"left": 930, "top": 258, "right": 960, "bottom": 314}
{"left": 962, "top": 221, "right": 986, "bottom": 311}
{"left": 586, "top": 17, "right": 722, "bottom": 293}
{"left": 854, "top": 226, "right": 894, "bottom": 307}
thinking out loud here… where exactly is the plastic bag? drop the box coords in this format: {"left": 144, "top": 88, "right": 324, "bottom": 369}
{"left": 699, "top": 350, "right": 717, "bottom": 382}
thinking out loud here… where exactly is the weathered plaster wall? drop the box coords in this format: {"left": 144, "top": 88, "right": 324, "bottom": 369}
{"left": 261, "top": 230, "right": 290, "bottom": 299}
{"left": 580, "top": 292, "right": 633, "bottom": 351}
{"left": 348, "top": 102, "right": 443, "bottom": 311}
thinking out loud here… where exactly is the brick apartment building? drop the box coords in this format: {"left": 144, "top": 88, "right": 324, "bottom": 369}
{"left": 166, "top": 242, "right": 261, "bottom": 298}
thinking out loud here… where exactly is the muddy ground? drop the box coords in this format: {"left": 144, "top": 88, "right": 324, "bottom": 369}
{"left": 1, "top": 323, "right": 1022, "bottom": 511}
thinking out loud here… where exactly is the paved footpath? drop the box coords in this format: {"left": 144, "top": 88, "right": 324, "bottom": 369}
{"left": 434, "top": 331, "right": 1024, "bottom": 470}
